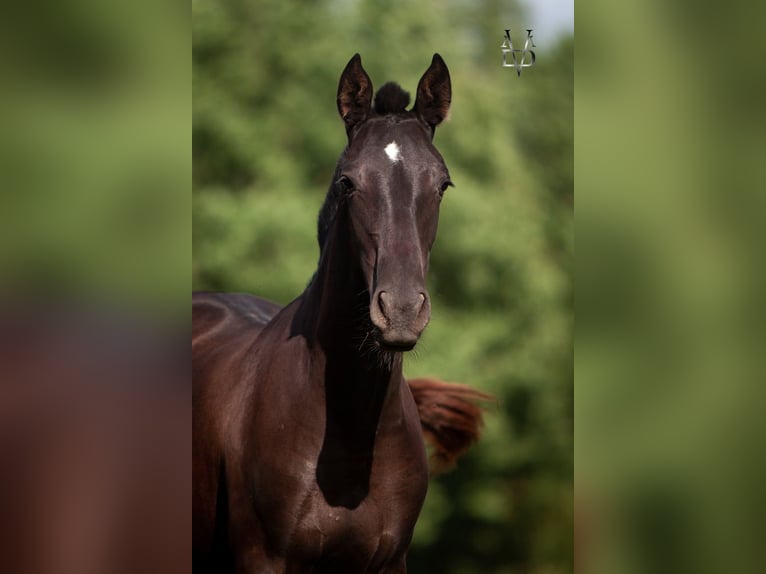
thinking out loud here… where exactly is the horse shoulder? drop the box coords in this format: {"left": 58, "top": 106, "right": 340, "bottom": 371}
{"left": 192, "top": 292, "right": 286, "bottom": 568}
{"left": 192, "top": 292, "right": 288, "bottom": 432}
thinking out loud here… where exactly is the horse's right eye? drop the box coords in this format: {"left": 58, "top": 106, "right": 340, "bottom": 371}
{"left": 336, "top": 176, "right": 355, "bottom": 193}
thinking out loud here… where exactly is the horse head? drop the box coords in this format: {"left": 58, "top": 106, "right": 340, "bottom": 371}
{"left": 319, "top": 53, "right": 452, "bottom": 351}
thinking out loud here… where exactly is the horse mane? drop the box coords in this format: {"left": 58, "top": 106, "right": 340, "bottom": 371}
{"left": 408, "top": 377, "right": 495, "bottom": 474}
{"left": 374, "top": 82, "right": 410, "bottom": 115}
{"left": 317, "top": 161, "right": 344, "bottom": 251}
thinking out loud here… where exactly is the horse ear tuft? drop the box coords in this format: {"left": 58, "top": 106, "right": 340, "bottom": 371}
{"left": 414, "top": 54, "right": 452, "bottom": 132}
{"left": 337, "top": 54, "right": 373, "bottom": 131}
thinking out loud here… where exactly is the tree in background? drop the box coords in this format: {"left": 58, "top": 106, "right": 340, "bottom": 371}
{"left": 193, "top": 1, "right": 572, "bottom": 572}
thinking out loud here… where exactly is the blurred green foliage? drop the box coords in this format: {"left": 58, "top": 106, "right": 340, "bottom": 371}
{"left": 193, "top": 1, "right": 572, "bottom": 572}
{"left": 577, "top": 1, "right": 766, "bottom": 573}
{"left": 0, "top": 1, "right": 188, "bottom": 312}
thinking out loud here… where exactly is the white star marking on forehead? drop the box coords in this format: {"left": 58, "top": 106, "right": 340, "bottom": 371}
{"left": 384, "top": 141, "right": 401, "bottom": 163}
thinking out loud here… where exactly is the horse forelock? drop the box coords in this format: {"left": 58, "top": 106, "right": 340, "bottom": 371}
{"left": 374, "top": 82, "right": 410, "bottom": 115}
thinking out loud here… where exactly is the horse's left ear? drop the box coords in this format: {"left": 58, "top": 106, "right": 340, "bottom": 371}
{"left": 414, "top": 54, "right": 451, "bottom": 132}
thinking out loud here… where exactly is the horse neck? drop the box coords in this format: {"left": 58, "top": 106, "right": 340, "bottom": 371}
{"left": 298, "top": 203, "right": 404, "bottom": 389}
{"left": 293, "top": 205, "right": 407, "bottom": 506}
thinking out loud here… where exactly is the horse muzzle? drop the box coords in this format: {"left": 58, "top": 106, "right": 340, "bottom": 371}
{"left": 369, "top": 289, "right": 431, "bottom": 351}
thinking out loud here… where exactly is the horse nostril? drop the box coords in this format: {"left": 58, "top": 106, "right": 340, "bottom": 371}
{"left": 416, "top": 292, "right": 430, "bottom": 322}
{"left": 378, "top": 291, "right": 389, "bottom": 319}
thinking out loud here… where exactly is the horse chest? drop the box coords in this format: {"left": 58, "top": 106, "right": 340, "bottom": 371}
{"left": 249, "top": 442, "right": 427, "bottom": 570}
{"left": 240, "top": 335, "right": 430, "bottom": 569}
{"left": 287, "top": 479, "right": 421, "bottom": 569}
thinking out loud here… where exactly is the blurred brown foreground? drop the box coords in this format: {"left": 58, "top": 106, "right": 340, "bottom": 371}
{"left": 0, "top": 304, "right": 189, "bottom": 574}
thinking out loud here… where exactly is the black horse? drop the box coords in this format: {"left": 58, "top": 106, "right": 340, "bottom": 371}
{"left": 193, "top": 54, "right": 490, "bottom": 573}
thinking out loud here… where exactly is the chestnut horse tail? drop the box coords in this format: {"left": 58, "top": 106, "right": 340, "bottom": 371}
{"left": 407, "top": 377, "right": 494, "bottom": 474}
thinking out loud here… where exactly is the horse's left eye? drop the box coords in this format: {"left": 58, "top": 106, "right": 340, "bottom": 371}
{"left": 438, "top": 180, "right": 453, "bottom": 197}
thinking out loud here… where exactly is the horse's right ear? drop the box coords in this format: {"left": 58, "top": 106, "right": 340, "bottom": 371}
{"left": 337, "top": 54, "right": 373, "bottom": 132}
